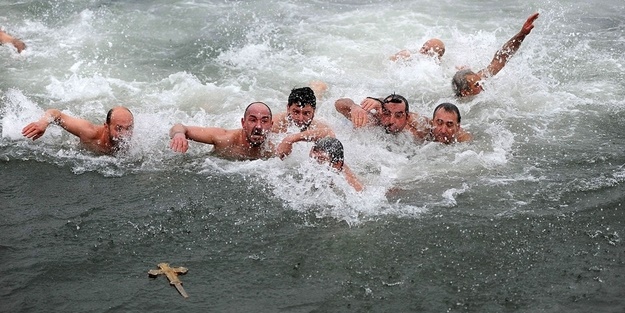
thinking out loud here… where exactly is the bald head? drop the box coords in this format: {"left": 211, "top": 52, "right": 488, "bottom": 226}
{"left": 106, "top": 106, "right": 133, "bottom": 124}
{"left": 105, "top": 106, "right": 134, "bottom": 147}
{"left": 420, "top": 38, "right": 445, "bottom": 59}
{"left": 244, "top": 102, "right": 272, "bottom": 119}
{"left": 242, "top": 102, "right": 273, "bottom": 147}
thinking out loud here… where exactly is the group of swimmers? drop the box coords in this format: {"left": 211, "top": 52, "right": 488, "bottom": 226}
{"left": 9, "top": 12, "right": 540, "bottom": 192}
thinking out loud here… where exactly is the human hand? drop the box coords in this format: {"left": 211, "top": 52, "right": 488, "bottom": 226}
{"left": 169, "top": 133, "right": 189, "bottom": 153}
{"left": 21, "top": 120, "right": 49, "bottom": 140}
{"left": 276, "top": 139, "right": 293, "bottom": 160}
{"left": 12, "top": 39, "right": 26, "bottom": 53}
{"left": 350, "top": 106, "right": 370, "bottom": 128}
{"left": 360, "top": 98, "right": 382, "bottom": 112}
{"left": 521, "top": 13, "right": 539, "bottom": 35}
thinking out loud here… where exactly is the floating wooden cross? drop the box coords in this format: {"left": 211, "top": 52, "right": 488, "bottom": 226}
{"left": 148, "top": 263, "right": 189, "bottom": 298}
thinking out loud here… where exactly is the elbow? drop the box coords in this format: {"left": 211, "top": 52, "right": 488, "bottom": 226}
{"left": 335, "top": 98, "right": 351, "bottom": 110}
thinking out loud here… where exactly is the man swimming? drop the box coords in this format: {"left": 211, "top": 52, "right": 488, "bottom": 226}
{"left": 272, "top": 86, "right": 332, "bottom": 133}
{"left": 390, "top": 38, "right": 446, "bottom": 61}
{"left": 427, "top": 103, "right": 472, "bottom": 144}
{"left": 169, "top": 102, "right": 274, "bottom": 161}
{"left": 335, "top": 93, "right": 430, "bottom": 140}
{"left": 309, "top": 137, "right": 364, "bottom": 192}
{"left": 452, "top": 13, "right": 540, "bottom": 97}
{"left": 273, "top": 86, "right": 336, "bottom": 158}
{"left": 22, "top": 106, "right": 134, "bottom": 155}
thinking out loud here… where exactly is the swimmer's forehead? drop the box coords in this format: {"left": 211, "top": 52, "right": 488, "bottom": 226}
{"left": 245, "top": 103, "right": 272, "bottom": 118}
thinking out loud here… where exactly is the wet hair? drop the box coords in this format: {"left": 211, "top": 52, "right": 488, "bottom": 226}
{"left": 312, "top": 137, "right": 344, "bottom": 166}
{"left": 451, "top": 69, "right": 475, "bottom": 97}
{"left": 244, "top": 102, "right": 273, "bottom": 118}
{"left": 382, "top": 93, "right": 409, "bottom": 113}
{"left": 106, "top": 107, "right": 133, "bottom": 124}
{"left": 433, "top": 103, "right": 461, "bottom": 123}
{"left": 288, "top": 87, "right": 316, "bottom": 109}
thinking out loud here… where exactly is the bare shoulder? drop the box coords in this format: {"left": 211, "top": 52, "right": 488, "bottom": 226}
{"left": 408, "top": 112, "right": 430, "bottom": 129}
{"left": 406, "top": 112, "right": 430, "bottom": 140}
{"left": 457, "top": 128, "right": 473, "bottom": 142}
{"left": 272, "top": 112, "right": 289, "bottom": 132}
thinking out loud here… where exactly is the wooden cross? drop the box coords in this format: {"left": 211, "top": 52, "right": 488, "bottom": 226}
{"left": 148, "top": 263, "right": 189, "bottom": 298}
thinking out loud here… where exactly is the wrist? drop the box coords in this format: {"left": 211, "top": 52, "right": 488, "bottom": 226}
{"left": 172, "top": 131, "right": 186, "bottom": 139}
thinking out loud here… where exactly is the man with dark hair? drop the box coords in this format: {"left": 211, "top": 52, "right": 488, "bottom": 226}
{"left": 334, "top": 94, "right": 429, "bottom": 139}
{"left": 272, "top": 86, "right": 331, "bottom": 133}
{"left": 452, "top": 13, "right": 539, "bottom": 97}
{"left": 169, "top": 102, "right": 275, "bottom": 160}
{"left": 309, "top": 137, "right": 363, "bottom": 192}
{"left": 428, "top": 103, "right": 472, "bottom": 144}
{"left": 22, "top": 106, "right": 134, "bottom": 155}
{"left": 0, "top": 29, "right": 26, "bottom": 53}
{"left": 277, "top": 136, "right": 364, "bottom": 191}
{"left": 273, "top": 86, "right": 335, "bottom": 159}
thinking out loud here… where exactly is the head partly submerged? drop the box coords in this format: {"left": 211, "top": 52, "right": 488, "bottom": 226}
{"left": 310, "top": 137, "right": 344, "bottom": 171}
{"left": 380, "top": 93, "right": 409, "bottom": 134}
{"left": 431, "top": 103, "right": 462, "bottom": 144}
{"left": 452, "top": 69, "right": 484, "bottom": 97}
{"left": 419, "top": 38, "right": 445, "bottom": 59}
{"left": 287, "top": 87, "right": 317, "bottom": 130}
{"left": 105, "top": 106, "right": 134, "bottom": 149}
{"left": 242, "top": 102, "right": 273, "bottom": 147}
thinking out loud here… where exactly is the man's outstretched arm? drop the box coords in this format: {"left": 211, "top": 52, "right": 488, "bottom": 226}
{"left": 335, "top": 98, "right": 375, "bottom": 128}
{"left": 169, "top": 123, "right": 227, "bottom": 153}
{"left": 275, "top": 127, "right": 336, "bottom": 159}
{"left": 480, "top": 12, "right": 539, "bottom": 78}
{"left": 22, "top": 109, "right": 98, "bottom": 141}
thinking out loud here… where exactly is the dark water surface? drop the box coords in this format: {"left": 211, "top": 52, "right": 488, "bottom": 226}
{"left": 2, "top": 160, "right": 625, "bottom": 312}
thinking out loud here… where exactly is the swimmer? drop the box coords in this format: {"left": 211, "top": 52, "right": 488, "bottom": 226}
{"left": 335, "top": 94, "right": 429, "bottom": 140}
{"left": 427, "top": 103, "right": 472, "bottom": 144}
{"left": 169, "top": 102, "right": 274, "bottom": 161}
{"left": 21, "top": 106, "right": 134, "bottom": 155}
{"left": 309, "top": 137, "right": 364, "bottom": 192}
{"left": 390, "top": 38, "right": 445, "bottom": 61}
{"left": 273, "top": 86, "right": 336, "bottom": 159}
{"left": 452, "top": 12, "right": 540, "bottom": 97}
{"left": 272, "top": 86, "right": 332, "bottom": 133}
{"left": 0, "top": 29, "right": 26, "bottom": 53}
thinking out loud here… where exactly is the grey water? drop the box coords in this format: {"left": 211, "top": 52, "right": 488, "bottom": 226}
{"left": 2, "top": 0, "right": 625, "bottom": 312}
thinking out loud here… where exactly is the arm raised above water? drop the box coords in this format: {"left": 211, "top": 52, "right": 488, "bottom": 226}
{"left": 479, "top": 12, "right": 539, "bottom": 78}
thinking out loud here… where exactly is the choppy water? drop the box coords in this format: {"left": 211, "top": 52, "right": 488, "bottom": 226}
{"left": 2, "top": 0, "right": 625, "bottom": 312}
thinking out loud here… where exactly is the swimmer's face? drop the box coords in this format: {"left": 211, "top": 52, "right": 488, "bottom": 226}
{"left": 431, "top": 108, "right": 460, "bottom": 144}
{"left": 287, "top": 103, "right": 315, "bottom": 130}
{"left": 309, "top": 148, "right": 342, "bottom": 171}
{"left": 107, "top": 109, "right": 134, "bottom": 148}
{"left": 380, "top": 101, "right": 408, "bottom": 134}
{"left": 242, "top": 103, "right": 273, "bottom": 147}
{"left": 462, "top": 73, "right": 484, "bottom": 96}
